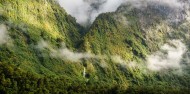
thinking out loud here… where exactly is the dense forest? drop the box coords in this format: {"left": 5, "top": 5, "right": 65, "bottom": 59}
{"left": 0, "top": 0, "right": 190, "bottom": 93}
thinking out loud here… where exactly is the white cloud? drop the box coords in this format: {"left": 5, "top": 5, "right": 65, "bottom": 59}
{"left": 58, "top": 0, "right": 188, "bottom": 25}
{"left": 112, "top": 55, "right": 127, "bottom": 64}
{"left": 37, "top": 40, "right": 103, "bottom": 62}
{"left": 147, "top": 40, "right": 187, "bottom": 71}
{"left": 113, "top": 13, "right": 128, "bottom": 25}
{"left": 111, "top": 40, "right": 188, "bottom": 72}
{"left": 112, "top": 55, "right": 139, "bottom": 69}
{"left": 51, "top": 47, "right": 98, "bottom": 62}
{"left": 36, "top": 40, "right": 49, "bottom": 49}
{"left": 0, "top": 24, "right": 10, "bottom": 45}
{"left": 58, "top": 0, "right": 124, "bottom": 25}
{"left": 37, "top": 39, "right": 188, "bottom": 73}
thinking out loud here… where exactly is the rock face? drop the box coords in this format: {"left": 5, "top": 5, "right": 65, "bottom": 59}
{"left": 0, "top": 0, "right": 190, "bottom": 93}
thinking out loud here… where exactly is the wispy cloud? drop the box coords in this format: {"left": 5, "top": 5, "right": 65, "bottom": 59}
{"left": 36, "top": 40, "right": 104, "bottom": 62}
{"left": 147, "top": 40, "right": 187, "bottom": 72}
{"left": 58, "top": 0, "right": 124, "bottom": 26}
{"left": 0, "top": 24, "right": 10, "bottom": 45}
{"left": 112, "top": 55, "right": 139, "bottom": 69}
{"left": 111, "top": 39, "right": 188, "bottom": 73}
{"left": 36, "top": 39, "right": 188, "bottom": 73}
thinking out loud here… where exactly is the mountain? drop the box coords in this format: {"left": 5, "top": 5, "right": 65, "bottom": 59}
{"left": 0, "top": 0, "right": 190, "bottom": 93}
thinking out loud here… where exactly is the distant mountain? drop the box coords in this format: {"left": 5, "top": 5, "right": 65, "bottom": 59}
{"left": 0, "top": 0, "right": 190, "bottom": 93}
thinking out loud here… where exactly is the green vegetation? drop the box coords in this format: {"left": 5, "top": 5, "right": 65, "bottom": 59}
{"left": 0, "top": 0, "right": 190, "bottom": 93}
{"left": 0, "top": 62, "right": 190, "bottom": 94}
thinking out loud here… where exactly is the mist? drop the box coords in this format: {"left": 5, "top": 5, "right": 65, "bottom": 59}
{"left": 0, "top": 24, "right": 10, "bottom": 45}
{"left": 58, "top": 0, "right": 188, "bottom": 26}
{"left": 51, "top": 47, "right": 98, "bottom": 62}
{"left": 111, "top": 40, "right": 188, "bottom": 72}
{"left": 36, "top": 39, "right": 189, "bottom": 73}
{"left": 147, "top": 40, "right": 187, "bottom": 72}
{"left": 112, "top": 55, "right": 139, "bottom": 69}
{"left": 58, "top": 0, "right": 124, "bottom": 26}
{"left": 37, "top": 40, "right": 103, "bottom": 62}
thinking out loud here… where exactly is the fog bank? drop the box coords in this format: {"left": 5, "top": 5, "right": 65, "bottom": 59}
{"left": 147, "top": 40, "right": 187, "bottom": 71}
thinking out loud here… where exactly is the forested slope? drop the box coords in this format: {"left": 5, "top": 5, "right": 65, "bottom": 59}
{"left": 0, "top": 0, "right": 190, "bottom": 93}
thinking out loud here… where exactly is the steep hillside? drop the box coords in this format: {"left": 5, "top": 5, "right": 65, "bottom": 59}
{"left": 83, "top": 3, "right": 190, "bottom": 93}
{"left": 0, "top": 0, "right": 190, "bottom": 93}
{"left": 83, "top": 5, "right": 174, "bottom": 76}
{"left": 0, "top": 0, "right": 85, "bottom": 76}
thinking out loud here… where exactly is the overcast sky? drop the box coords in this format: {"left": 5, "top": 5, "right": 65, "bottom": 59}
{"left": 58, "top": 0, "right": 187, "bottom": 26}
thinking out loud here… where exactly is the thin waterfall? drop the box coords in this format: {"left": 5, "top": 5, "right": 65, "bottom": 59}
{"left": 83, "top": 67, "right": 86, "bottom": 78}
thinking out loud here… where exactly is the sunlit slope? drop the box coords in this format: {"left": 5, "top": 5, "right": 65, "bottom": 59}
{"left": 83, "top": 5, "right": 172, "bottom": 62}
{"left": 83, "top": 4, "right": 190, "bottom": 92}
{"left": 0, "top": 0, "right": 84, "bottom": 75}
{"left": 0, "top": 0, "right": 190, "bottom": 93}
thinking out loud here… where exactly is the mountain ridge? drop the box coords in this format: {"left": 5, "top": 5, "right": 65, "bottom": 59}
{"left": 0, "top": 0, "right": 190, "bottom": 93}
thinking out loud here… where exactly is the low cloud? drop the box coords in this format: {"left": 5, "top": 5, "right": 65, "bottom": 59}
{"left": 112, "top": 55, "right": 127, "bottom": 65}
{"left": 112, "top": 55, "right": 139, "bottom": 69}
{"left": 147, "top": 40, "right": 187, "bottom": 71}
{"left": 0, "top": 24, "right": 10, "bottom": 45}
{"left": 36, "top": 40, "right": 49, "bottom": 50}
{"left": 37, "top": 40, "right": 103, "bottom": 62}
{"left": 112, "top": 40, "right": 188, "bottom": 72}
{"left": 58, "top": 0, "right": 189, "bottom": 25}
{"left": 37, "top": 39, "right": 188, "bottom": 73}
{"left": 113, "top": 14, "right": 128, "bottom": 25}
{"left": 58, "top": 0, "right": 124, "bottom": 26}
{"left": 50, "top": 47, "right": 98, "bottom": 62}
